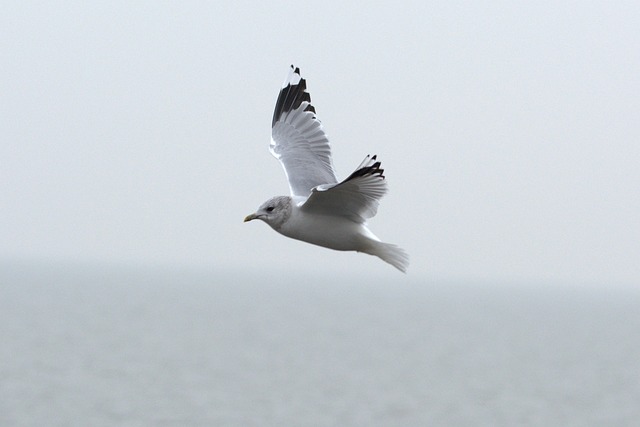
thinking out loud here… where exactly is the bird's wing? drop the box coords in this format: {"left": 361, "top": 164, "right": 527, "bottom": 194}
{"left": 300, "top": 155, "right": 387, "bottom": 223}
{"left": 270, "top": 65, "right": 338, "bottom": 198}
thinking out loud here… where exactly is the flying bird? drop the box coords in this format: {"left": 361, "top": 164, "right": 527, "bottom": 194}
{"left": 244, "top": 65, "right": 409, "bottom": 272}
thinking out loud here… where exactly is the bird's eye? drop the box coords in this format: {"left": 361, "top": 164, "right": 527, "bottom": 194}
{"left": 266, "top": 206, "right": 274, "bottom": 213}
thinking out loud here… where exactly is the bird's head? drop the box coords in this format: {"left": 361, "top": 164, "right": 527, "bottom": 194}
{"left": 244, "top": 196, "right": 292, "bottom": 230}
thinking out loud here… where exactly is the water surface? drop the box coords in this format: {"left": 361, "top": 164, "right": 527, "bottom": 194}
{"left": 1, "top": 263, "right": 638, "bottom": 426}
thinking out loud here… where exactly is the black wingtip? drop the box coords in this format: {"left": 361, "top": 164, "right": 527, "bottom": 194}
{"left": 344, "top": 158, "right": 386, "bottom": 182}
{"left": 272, "top": 65, "right": 315, "bottom": 127}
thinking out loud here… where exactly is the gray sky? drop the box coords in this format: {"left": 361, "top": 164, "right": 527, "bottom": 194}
{"left": 2, "top": 1, "right": 639, "bottom": 285}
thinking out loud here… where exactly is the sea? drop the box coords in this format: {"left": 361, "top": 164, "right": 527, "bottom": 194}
{"left": 1, "top": 261, "right": 639, "bottom": 426}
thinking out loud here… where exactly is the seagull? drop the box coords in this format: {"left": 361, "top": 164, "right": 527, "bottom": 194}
{"left": 244, "top": 65, "right": 409, "bottom": 272}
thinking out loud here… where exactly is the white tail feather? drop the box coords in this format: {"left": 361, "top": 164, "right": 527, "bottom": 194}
{"left": 364, "top": 241, "right": 410, "bottom": 273}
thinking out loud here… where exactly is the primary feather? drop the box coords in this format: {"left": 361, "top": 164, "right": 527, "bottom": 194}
{"left": 270, "top": 66, "right": 338, "bottom": 198}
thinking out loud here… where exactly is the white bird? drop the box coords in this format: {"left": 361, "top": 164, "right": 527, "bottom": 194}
{"left": 244, "top": 65, "right": 409, "bottom": 272}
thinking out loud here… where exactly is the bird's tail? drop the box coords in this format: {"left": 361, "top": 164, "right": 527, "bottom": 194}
{"left": 364, "top": 241, "right": 410, "bottom": 273}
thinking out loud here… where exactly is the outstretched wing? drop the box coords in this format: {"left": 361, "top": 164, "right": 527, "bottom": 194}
{"left": 300, "top": 155, "right": 388, "bottom": 223}
{"left": 270, "top": 65, "right": 338, "bottom": 198}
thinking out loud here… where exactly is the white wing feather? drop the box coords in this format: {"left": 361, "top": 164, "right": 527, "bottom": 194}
{"left": 270, "top": 65, "right": 337, "bottom": 197}
{"left": 301, "top": 155, "right": 388, "bottom": 223}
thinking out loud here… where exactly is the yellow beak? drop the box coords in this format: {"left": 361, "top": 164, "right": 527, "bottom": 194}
{"left": 244, "top": 213, "right": 257, "bottom": 222}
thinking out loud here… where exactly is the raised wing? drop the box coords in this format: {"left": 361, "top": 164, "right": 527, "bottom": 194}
{"left": 270, "top": 65, "right": 338, "bottom": 198}
{"left": 300, "top": 155, "right": 388, "bottom": 223}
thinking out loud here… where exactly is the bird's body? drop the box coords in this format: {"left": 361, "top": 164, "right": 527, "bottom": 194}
{"left": 245, "top": 65, "right": 409, "bottom": 272}
{"left": 279, "top": 200, "right": 378, "bottom": 251}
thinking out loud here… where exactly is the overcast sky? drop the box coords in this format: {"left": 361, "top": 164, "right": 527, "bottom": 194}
{"left": 1, "top": 2, "right": 639, "bottom": 285}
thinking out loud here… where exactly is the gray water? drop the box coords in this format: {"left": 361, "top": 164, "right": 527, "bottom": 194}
{"left": 1, "top": 263, "right": 639, "bottom": 426}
